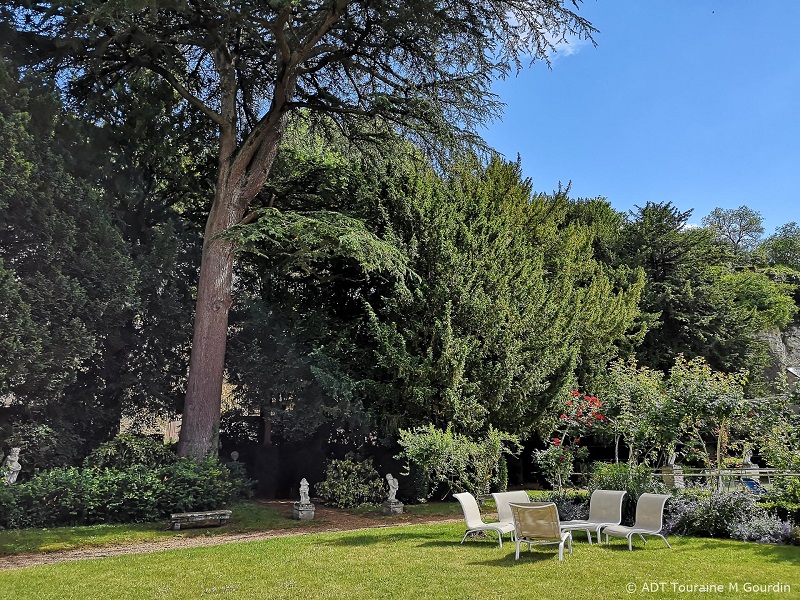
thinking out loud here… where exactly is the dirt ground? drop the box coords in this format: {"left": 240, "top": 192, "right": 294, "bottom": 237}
{"left": 0, "top": 501, "right": 462, "bottom": 571}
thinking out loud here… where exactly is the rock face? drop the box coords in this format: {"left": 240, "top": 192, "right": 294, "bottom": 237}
{"left": 760, "top": 324, "right": 800, "bottom": 385}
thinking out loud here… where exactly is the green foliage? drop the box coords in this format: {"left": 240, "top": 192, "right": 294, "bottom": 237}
{"left": 588, "top": 462, "right": 667, "bottom": 524}
{"left": 0, "top": 458, "right": 249, "bottom": 529}
{"left": 84, "top": 434, "right": 177, "bottom": 470}
{"left": 761, "top": 222, "right": 800, "bottom": 270}
{"left": 314, "top": 456, "right": 385, "bottom": 509}
{"left": 596, "top": 354, "right": 757, "bottom": 470}
{"left": 0, "top": 59, "right": 139, "bottom": 461}
{"left": 595, "top": 358, "right": 667, "bottom": 463}
{"left": 0, "top": 62, "right": 201, "bottom": 466}
{"left": 396, "top": 424, "right": 520, "bottom": 501}
{"left": 367, "top": 157, "right": 641, "bottom": 438}
{"left": 538, "top": 489, "right": 590, "bottom": 522}
{"left": 617, "top": 201, "right": 797, "bottom": 397}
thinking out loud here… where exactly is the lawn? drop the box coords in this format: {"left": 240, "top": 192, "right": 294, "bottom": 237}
{"left": 1, "top": 522, "right": 798, "bottom": 600}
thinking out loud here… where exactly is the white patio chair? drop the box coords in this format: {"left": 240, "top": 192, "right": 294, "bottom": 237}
{"left": 491, "top": 490, "right": 533, "bottom": 529}
{"left": 509, "top": 502, "right": 572, "bottom": 561}
{"left": 602, "top": 493, "right": 671, "bottom": 551}
{"left": 560, "top": 489, "right": 627, "bottom": 544}
{"left": 453, "top": 492, "right": 515, "bottom": 548}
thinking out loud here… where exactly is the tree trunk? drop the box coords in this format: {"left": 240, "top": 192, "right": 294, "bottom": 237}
{"left": 177, "top": 114, "right": 287, "bottom": 459}
{"left": 177, "top": 187, "right": 244, "bottom": 458}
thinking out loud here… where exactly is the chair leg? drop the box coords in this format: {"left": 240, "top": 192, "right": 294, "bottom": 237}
{"left": 558, "top": 540, "right": 564, "bottom": 561}
{"left": 638, "top": 533, "right": 647, "bottom": 544}
{"left": 515, "top": 540, "right": 521, "bottom": 560}
{"left": 657, "top": 534, "right": 671, "bottom": 549}
{"left": 461, "top": 530, "right": 472, "bottom": 544}
{"left": 585, "top": 529, "right": 593, "bottom": 545}
{"left": 497, "top": 531, "right": 503, "bottom": 548}
{"left": 628, "top": 534, "right": 633, "bottom": 551}
{"left": 567, "top": 533, "right": 573, "bottom": 555}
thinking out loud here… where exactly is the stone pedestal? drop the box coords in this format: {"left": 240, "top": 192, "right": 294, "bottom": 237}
{"left": 662, "top": 465, "right": 685, "bottom": 489}
{"left": 382, "top": 500, "right": 404, "bottom": 515}
{"left": 293, "top": 502, "right": 315, "bottom": 520}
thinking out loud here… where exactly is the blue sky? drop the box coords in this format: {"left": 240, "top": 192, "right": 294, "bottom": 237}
{"left": 480, "top": 0, "right": 800, "bottom": 234}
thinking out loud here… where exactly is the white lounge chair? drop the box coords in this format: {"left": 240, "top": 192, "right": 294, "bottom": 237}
{"left": 560, "top": 489, "right": 627, "bottom": 544}
{"left": 491, "top": 490, "right": 533, "bottom": 529}
{"left": 453, "top": 492, "right": 515, "bottom": 548}
{"left": 509, "top": 502, "right": 572, "bottom": 561}
{"left": 603, "top": 493, "right": 672, "bottom": 551}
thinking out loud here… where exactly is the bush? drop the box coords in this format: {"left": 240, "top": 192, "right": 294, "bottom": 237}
{"left": 731, "top": 513, "right": 793, "bottom": 544}
{"left": 664, "top": 489, "right": 793, "bottom": 544}
{"left": 588, "top": 462, "right": 667, "bottom": 525}
{"left": 315, "top": 456, "right": 385, "bottom": 508}
{"left": 85, "top": 434, "right": 177, "bottom": 470}
{"left": 758, "top": 500, "right": 800, "bottom": 525}
{"left": 0, "top": 457, "right": 251, "bottom": 529}
{"left": 540, "top": 489, "right": 589, "bottom": 521}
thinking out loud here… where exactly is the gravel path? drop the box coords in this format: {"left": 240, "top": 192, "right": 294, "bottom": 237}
{"left": 0, "top": 502, "right": 462, "bottom": 571}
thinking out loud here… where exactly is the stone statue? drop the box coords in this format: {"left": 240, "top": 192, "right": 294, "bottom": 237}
{"left": 299, "top": 478, "right": 310, "bottom": 505}
{"left": 667, "top": 450, "right": 677, "bottom": 466}
{"left": 386, "top": 473, "right": 399, "bottom": 502}
{"left": 3, "top": 447, "right": 21, "bottom": 485}
{"left": 382, "top": 473, "right": 403, "bottom": 515}
{"left": 293, "top": 477, "right": 315, "bottom": 520}
{"left": 743, "top": 449, "right": 754, "bottom": 467}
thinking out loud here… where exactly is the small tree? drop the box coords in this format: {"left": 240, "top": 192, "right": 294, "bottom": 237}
{"left": 396, "top": 424, "right": 519, "bottom": 501}
{"left": 596, "top": 359, "right": 666, "bottom": 464}
{"left": 667, "top": 355, "right": 747, "bottom": 488}
{"left": 533, "top": 390, "right": 607, "bottom": 490}
{"left": 702, "top": 205, "right": 764, "bottom": 254}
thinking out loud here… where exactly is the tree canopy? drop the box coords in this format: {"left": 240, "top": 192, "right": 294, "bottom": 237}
{"left": 0, "top": 0, "right": 598, "bottom": 458}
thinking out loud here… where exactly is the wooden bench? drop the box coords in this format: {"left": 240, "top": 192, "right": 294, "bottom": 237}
{"left": 169, "top": 509, "right": 232, "bottom": 530}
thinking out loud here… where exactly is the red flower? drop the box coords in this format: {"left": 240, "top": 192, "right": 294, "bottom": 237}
{"left": 571, "top": 390, "right": 580, "bottom": 396}
{"left": 553, "top": 438, "right": 561, "bottom": 446}
{"left": 596, "top": 414, "right": 603, "bottom": 419}
{"left": 566, "top": 401, "right": 573, "bottom": 407}
{"left": 574, "top": 438, "right": 580, "bottom": 444}
{"left": 560, "top": 414, "right": 567, "bottom": 420}
{"left": 584, "top": 395, "right": 592, "bottom": 401}
{"left": 576, "top": 410, "right": 583, "bottom": 416}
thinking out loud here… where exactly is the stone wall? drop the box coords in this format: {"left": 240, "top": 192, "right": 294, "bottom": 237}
{"left": 761, "top": 324, "right": 800, "bottom": 386}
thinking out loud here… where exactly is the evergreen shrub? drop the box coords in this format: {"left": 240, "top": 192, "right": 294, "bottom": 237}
{"left": 0, "top": 457, "right": 251, "bottom": 529}
{"left": 315, "top": 456, "right": 385, "bottom": 508}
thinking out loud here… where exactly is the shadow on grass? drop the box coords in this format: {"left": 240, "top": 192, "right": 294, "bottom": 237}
{"left": 470, "top": 550, "right": 560, "bottom": 567}
{"left": 689, "top": 537, "right": 800, "bottom": 564}
{"left": 320, "top": 529, "right": 453, "bottom": 547}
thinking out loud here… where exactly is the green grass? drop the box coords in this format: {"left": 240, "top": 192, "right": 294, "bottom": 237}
{"left": 1, "top": 523, "right": 798, "bottom": 599}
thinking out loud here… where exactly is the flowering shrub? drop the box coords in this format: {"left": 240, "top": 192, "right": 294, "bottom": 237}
{"left": 664, "top": 489, "right": 793, "bottom": 544}
{"left": 533, "top": 391, "right": 606, "bottom": 490}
